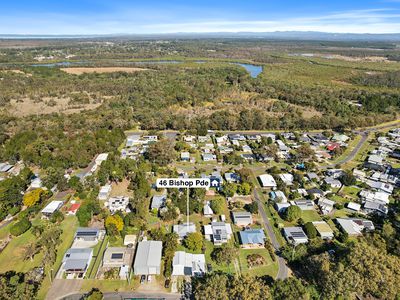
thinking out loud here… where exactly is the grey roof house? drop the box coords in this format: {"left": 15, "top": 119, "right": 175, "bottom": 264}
{"left": 239, "top": 229, "right": 266, "bottom": 247}
{"left": 232, "top": 211, "right": 253, "bottom": 226}
{"left": 62, "top": 248, "right": 93, "bottom": 277}
{"left": 134, "top": 241, "right": 162, "bottom": 275}
{"left": 151, "top": 195, "right": 167, "bottom": 210}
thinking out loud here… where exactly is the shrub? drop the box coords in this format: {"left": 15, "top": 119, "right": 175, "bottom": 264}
{"left": 284, "top": 205, "right": 301, "bottom": 222}
{"left": 10, "top": 218, "right": 31, "bottom": 236}
{"left": 304, "top": 222, "right": 317, "bottom": 239}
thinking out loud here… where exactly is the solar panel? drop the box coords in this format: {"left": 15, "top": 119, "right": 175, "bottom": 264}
{"left": 291, "top": 232, "right": 306, "bottom": 238}
{"left": 77, "top": 231, "right": 97, "bottom": 236}
{"left": 111, "top": 253, "right": 123, "bottom": 259}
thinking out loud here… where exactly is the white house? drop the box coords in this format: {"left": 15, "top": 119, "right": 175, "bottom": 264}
{"left": 172, "top": 251, "right": 206, "bottom": 277}
{"left": 258, "top": 174, "right": 277, "bottom": 188}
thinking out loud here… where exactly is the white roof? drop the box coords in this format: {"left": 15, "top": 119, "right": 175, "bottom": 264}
{"left": 336, "top": 218, "right": 362, "bottom": 235}
{"left": 279, "top": 173, "right": 294, "bottom": 185}
{"left": 96, "top": 153, "right": 109, "bottom": 163}
{"left": 42, "top": 200, "right": 63, "bottom": 214}
{"left": 172, "top": 251, "right": 206, "bottom": 276}
{"left": 259, "top": 174, "right": 277, "bottom": 187}
{"left": 347, "top": 202, "right": 361, "bottom": 211}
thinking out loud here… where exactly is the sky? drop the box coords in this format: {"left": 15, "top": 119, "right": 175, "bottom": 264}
{"left": 1, "top": 0, "right": 400, "bottom": 35}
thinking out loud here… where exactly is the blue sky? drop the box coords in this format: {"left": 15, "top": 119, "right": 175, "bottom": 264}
{"left": 2, "top": 0, "right": 400, "bottom": 34}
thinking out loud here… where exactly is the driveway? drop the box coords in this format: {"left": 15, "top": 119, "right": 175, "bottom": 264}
{"left": 46, "top": 279, "right": 83, "bottom": 300}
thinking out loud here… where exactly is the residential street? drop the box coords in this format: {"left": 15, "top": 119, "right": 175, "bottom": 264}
{"left": 253, "top": 188, "right": 289, "bottom": 280}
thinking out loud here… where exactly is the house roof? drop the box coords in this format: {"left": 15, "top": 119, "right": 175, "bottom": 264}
{"left": 41, "top": 201, "right": 63, "bottom": 214}
{"left": 134, "top": 241, "right": 162, "bottom": 270}
{"left": 151, "top": 195, "right": 167, "bottom": 209}
{"left": 283, "top": 227, "right": 308, "bottom": 243}
{"left": 173, "top": 223, "right": 196, "bottom": 238}
{"left": 312, "top": 221, "right": 333, "bottom": 235}
{"left": 172, "top": 251, "right": 206, "bottom": 276}
{"left": 258, "top": 174, "right": 277, "bottom": 187}
{"left": 75, "top": 227, "right": 99, "bottom": 238}
{"left": 239, "top": 229, "right": 266, "bottom": 244}
{"left": 347, "top": 202, "right": 361, "bottom": 211}
{"left": 63, "top": 248, "right": 93, "bottom": 270}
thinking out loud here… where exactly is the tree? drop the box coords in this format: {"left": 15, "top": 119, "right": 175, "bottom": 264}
{"left": 184, "top": 232, "right": 203, "bottom": 252}
{"left": 22, "top": 188, "right": 44, "bottom": 207}
{"left": 222, "top": 183, "right": 237, "bottom": 198}
{"left": 84, "top": 288, "right": 104, "bottom": 300}
{"left": 211, "top": 244, "right": 238, "bottom": 265}
{"left": 237, "top": 182, "right": 252, "bottom": 195}
{"left": 50, "top": 210, "right": 64, "bottom": 224}
{"left": 244, "top": 201, "right": 258, "bottom": 214}
{"left": 229, "top": 275, "right": 271, "bottom": 300}
{"left": 272, "top": 278, "right": 310, "bottom": 300}
{"left": 210, "top": 197, "right": 225, "bottom": 214}
{"left": 105, "top": 215, "right": 124, "bottom": 234}
{"left": 303, "top": 222, "right": 317, "bottom": 239}
{"left": 10, "top": 218, "right": 31, "bottom": 236}
{"left": 146, "top": 139, "right": 176, "bottom": 166}
{"left": 340, "top": 171, "right": 356, "bottom": 186}
{"left": 193, "top": 273, "right": 229, "bottom": 300}
{"left": 284, "top": 205, "right": 301, "bottom": 222}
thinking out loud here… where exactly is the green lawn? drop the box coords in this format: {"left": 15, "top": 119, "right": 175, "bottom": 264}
{"left": 341, "top": 186, "right": 361, "bottom": 199}
{"left": 0, "top": 228, "right": 43, "bottom": 273}
{"left": 86, "top": 235, "right": 109, "bottom": 279}
{"left": 80, "top": 279, "right": 137, "bottom": 293}
{"left": 204, "top": 240, "right": 235, "bottom": 274}
{"left": 238, "top": 248, "right": 278, "bottom": 277}
{"left": 37, "top": 216, "right": 78, "bottom": 300}
{"left": 300, "top": 210, "right": 322, "bottom": 223}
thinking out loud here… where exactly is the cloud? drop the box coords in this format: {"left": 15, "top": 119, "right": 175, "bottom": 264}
{"left": 1, "top": 8, "right": 400, "bottom": 34}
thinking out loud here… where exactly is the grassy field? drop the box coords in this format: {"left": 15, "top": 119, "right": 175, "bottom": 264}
{"left": 37, "top": 216, "right": 78, "bottom": 300}
{"left": 238, "top": 248, "right": 278, "bottom": 277}
{"left": 300, "top": 210, "right": 322, "bottom": 223}
{"left": 204, "top": 240, "right": 235, "bottom": 274}
{"left": 0, "top": 228, "right": 43, "bottom": 273}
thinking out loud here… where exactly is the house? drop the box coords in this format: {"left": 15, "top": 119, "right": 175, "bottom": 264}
{"left": 239, "top": 229, "right": 266, "bottom": 248}
{"left": 276, "top": 140, "right": 289, "bottom": 151}
{"left": 332, "top": 134, "right": 349, "bottom": 142}
{"left": 324, "top": 177, "right": 342, "bottom": 188}
{"left": 353, "top": 169, "right": 367, "bottom": 181}
{"left": 123, "top": 235, "right": 136, "bottom": 246}
{"left": 232, "top": 211, "right": 253, "bottom": 226}
{"left": 181, "top": 152, "right": 190, "bottom": 162}
{"left": 142, "top": 135, "right": 158, "bottom": 142}
{"left": 74, "top": 228, "right": 100, "bottom": 243}
{"left": 306, "top": 188, "right": 324, "bottom": 198}
{"left": 173, "top": 223, "right": 196, "bottom": 239}
{"left": 240, "top": 154, "right": 256, "bottom": 161}
{"left": 30, "top": 177, "right": 43, "bottom": 190}
{"left": 318, "top": 198, "right": 335, "bottom": 214}
{"left": 363, "top": 201, "right": 388, "bottom": 215}
{"left": 293, "top": 199, "right": 314, "bottom": 210}
{"left": 126, "top": 134, "right": 141, "bottom": 147}
{"left": 202, "top": 153, "right": 216, "bottom": 161}
{"left": 224, "top": 172, "right": 241, "bottom": 183}
{"left": 204, "top": 222, "right": 233, "bottom": 245}
{"left": 134, "top": 241, "right": 163, "bottom": 275}
{"left": 325, "top": 169, "right": 344, "bottom": 179}
{"left": 102, "top": 247, "right": 134, "bottom": 279}
{"left": 172, "top": 251, "right": 206, "bottom": 277}
{"left": 368, "top": 154, "right": 384, "bottom": 165}
{"left": 275, "top": 202, "right": 291, "bottom": 213}
{"left": 62, "top": 248, "right": 93, "bottom": 278}
{"left": 0, "top": 163, "right": 13, "bottom": 173}
{"left": 242, "top": 145, "right": 252, "bottom": 153}
{"left": 365, "top": 180, "right": 394, "bottom": 194}
{"left": 336, "top": 218, "right": 375, "bottom": 236}
{"left": 258, "top": 174, "right": 277, "bottom": 188}
{"left": 67, "top": 203, "right": 81, "bottom": 215}
{"left": 327, "top": 142, "right": 340, "bottom": 152}
{"left": 41, "top": 201, "right": 63, "bottom": 217}
{"left": 359, "top": 190, "right": 389, "bottom": 204}
{"left": 151, "top": 195, "right": 167, "bottom": 210}
{"left": 184, "top": 136, "right": 196, "bottom": 143}
{"left": 270, "top": 190, "right": 288, "bottom": 203}
{"left": 347, "top": 202, "right": 361, "bottom": 212}
{"left": 203, "top": 202, "right": 214, "bottom": 216}
{"left": 279, "top": 173, "right": 294, "bottom": 186}
{"left": 107, "top": 196, "right": 130, "bottom": 213}
{"left": 306, "top": 172, "right": 319, "bottom": 181}
{"left": 95, "top": 153, "right": 109, "bottom": 166}
{"left": 312, "top": 221, "right": 334, "bottom": 239}
{"left": 98, "top": 184, "right": 112, "bottom": 200}
{"left": 283, "top": 227, "right": 308, "bottom": 245}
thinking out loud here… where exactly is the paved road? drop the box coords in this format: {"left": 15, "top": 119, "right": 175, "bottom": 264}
{"left": 64, "top": 291, "right": 181, "bottom": 300}
{"left": 253, "top": 189, "right": 289, "bottom": 279}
